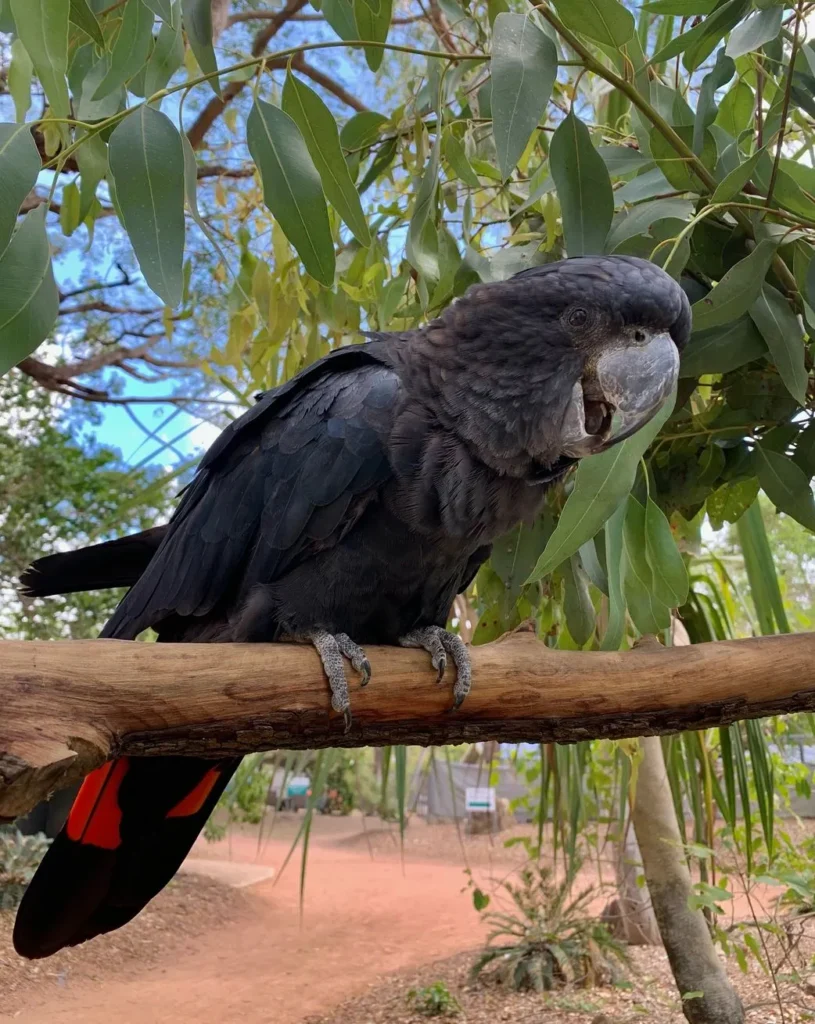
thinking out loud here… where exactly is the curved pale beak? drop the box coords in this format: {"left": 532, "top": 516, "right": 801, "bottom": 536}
{"left": 559, "top": 331, "right": 679, "bottom": 458}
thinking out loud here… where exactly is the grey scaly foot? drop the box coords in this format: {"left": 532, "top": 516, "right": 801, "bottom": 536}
{"left": 307, "top": 630, "right": 371, "bottom": 732}
{"left": 398, "top": 626, "right": 472, "bottom": 710}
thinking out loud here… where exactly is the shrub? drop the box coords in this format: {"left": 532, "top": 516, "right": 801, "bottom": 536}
{"left": 406, "top": 981, "right": 461, "bottom": 1017}
{"left": 471, "top": 861, "right": 626, "bottom": 993}
{"left": 0, "top": 826, "right": 50, "bottom": 910}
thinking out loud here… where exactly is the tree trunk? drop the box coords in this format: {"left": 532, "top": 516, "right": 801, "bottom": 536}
{"left": 602, "top": 825, "right": 661, "bottom": 945}
{"left": 632, "top": 735, "right": 744, "bottom": 1024}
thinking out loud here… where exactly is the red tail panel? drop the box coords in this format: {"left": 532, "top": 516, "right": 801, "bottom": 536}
{"left": 166, "top": 768, "right": 221, "bottom": 818}
{"left": 65, "top": 758, "right": 130, "bottom": 850}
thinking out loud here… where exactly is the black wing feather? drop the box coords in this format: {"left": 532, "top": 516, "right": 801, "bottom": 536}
{"left": 100, "top": 344, "right": 398, "bottom": 640}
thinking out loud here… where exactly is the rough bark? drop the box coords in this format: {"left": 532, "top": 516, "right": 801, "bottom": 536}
{"left": 2, "top": 629, "right": 815, "bottom": 822}
{"left": 632, "top": 735, "right": 744, "bottom": 1023}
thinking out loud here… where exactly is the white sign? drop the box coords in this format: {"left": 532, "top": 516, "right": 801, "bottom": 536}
{"left": 465, "top": 786, "right": 496, "bottom": 812}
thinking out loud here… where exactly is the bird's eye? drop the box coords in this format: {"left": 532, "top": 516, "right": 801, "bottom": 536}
{"left": 634, "top": 329, "right": 647, "bottom": 343}
{"left": 569, "top": 308, "right": 588, "bottom": 328}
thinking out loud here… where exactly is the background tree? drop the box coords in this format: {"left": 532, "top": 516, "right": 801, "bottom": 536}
{"left": 1, "top": 1, "right": 814, "bottom": 1021}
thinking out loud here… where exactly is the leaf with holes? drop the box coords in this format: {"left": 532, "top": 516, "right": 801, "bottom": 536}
{"left": 247, "top": 99, "right": 335, "bottom": 287}
{"left": 490, "top": 14, "right": 557, "bottom": 181}
{"left": 0, "top": 207, "right": 59, "bottom": 376}
{"left": 108, "top": 106, "right": 186, "bottom": 306}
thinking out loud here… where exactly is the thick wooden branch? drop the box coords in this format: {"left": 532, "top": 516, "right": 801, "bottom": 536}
{"left": 3, "top": 631, "right": 815, "bottom": 820}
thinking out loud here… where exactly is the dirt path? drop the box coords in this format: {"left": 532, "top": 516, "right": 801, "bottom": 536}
{"left": 7, "top": 828, "right": 488, "bottom": 1024}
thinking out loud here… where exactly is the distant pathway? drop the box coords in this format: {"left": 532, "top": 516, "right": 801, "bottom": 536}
{"left": 9, "top": 833, "right": 487, "bottom": 1024}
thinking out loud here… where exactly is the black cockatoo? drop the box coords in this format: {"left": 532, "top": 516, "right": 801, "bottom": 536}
{"left": 13, "top": 256, "right": 690, "bottom": 960}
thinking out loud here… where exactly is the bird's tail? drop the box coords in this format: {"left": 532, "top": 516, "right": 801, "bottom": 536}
{"left": 13, "top": 755, "right": 240, "bottom": 959}
{"left": 18, "top": 527, "right": 167, "bottom": 598}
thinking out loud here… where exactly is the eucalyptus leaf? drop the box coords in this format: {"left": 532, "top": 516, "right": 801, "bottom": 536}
{"left": 691, "top": 238, "right": 777, "bottom": 332}
{"left": 725, "top": 6, "right": 782, "bottom": 59}
{"left": 562, "top": 555, "right": 595, "bottom": 646}
{"left": 108, "top": 105, "right": 186, "bottom": 306}
{"left": 490, "top": 13, "right": 557, "bottom": 181}
{"left": 550, "top": 111, "right": 613, "bottom": 257}
{"left": 749, "top": 284, "right": 808, "bottom": 406}
{"left": 283, "top": 71, "right": 370, "bottom": 247}
{"left": 622, "top": 496, "right": 672, "bottom": 634}
{"left": 679, "top": 315, "right": 767, "bottom": 377}
{"left": 644, "top": 497, "right": 689, "bottom": 607}
{"left": 92, "top": 0, "right": 153, "bottom": 100}
{"left": 353, "top": 0, "right": 393, "bottom": 72}
{"left": 143, "top": 11, "right": 185, "bottom": 97}
{"left": 340, "top": 112, "right": 389, "bottom": 152}
{"left": 69, "top": 0, "right": 104, "bottom": 47}
{"left": 755, "top": 446, "right": 815, "bottom": 533}
{"left": 711, "top": 147, "right": 765, "bottom": 203}
{"left": 551, "top": 0, "right": 634, "bottom": 48}
{"left": 0, "top": 124, "right": 42, "bottom": 258}
{"left": 11, "top": 0, "right": 70, "bottom": 120}
{"left": 8, "top": 40, "right": 33, "bottom": 124}
{"left": 247, "top": 99, "right": 335, "bottom": 287}
{"left": 528, "top": 387, "right": 677, "bottom": 582}
{"left": 0, "top": 207, "right": 59, "bottom": 377}
{"left": 182, "top": 0, "right": 220, "bottom": 95}
{"left": 600, "top": 503, "right": 627, "bottom": 650}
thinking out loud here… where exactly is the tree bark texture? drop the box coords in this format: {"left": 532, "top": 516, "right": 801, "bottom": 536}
{"left": 2, "top": 629, "right": 815, "bottom": 821}
{"left": 632, "top": 735, "right": 744, "bottom": 1024}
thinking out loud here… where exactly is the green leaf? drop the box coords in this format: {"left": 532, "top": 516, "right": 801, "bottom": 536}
{"left": 353, "top": 0, "right": 393, "bottom": 72}
{"left": 8, "top": 39, "right": 33, "bottom": 123}
{"left": 490, "top": 13, "right": 557, "bottom": 181}
{"left": 708, "top": 477, "right": 760, "bottom": 530}
{"left": 340, "top": 111, "right": 389, "bottom": 151}
{"left": 622, "top": 496, "right": 672, "bottom": 634}
{"left": 527, "top": 387, "right": 676, "bottom": 582}
{"left": 642, "top": 0, "right": 713, "bottom": 12}
{"left": 551, "top": 0, "right": 634, "bottom": 48}
{"left": 0, "top": 207, "right": 59, "bottom": 377}
{"left": 144, "top": 0, "right": 176, "bottom": 24}
{"left": 442, "top": 128, "right": 480, "bottom": 188}
{"left": 0, "top": 124, "right": 42, "bottom": 257}
{"left": 644, "top": 498, "right": 688, "bottom": 607}
{"left": 378, "top": 271, "right": 408, "bottom": 325}
{"left": 472, "top": 888, "right": 490, "bottom": 912}
{"left": 600, "top": 503, "right": 627, "bottom": 650}
{"left": 181, "top": 0, "right": 220, "bottom": 95}
{"left": 59, "top": 180, "right": 81, "bottom": 236}
{"left": 76, "top": 130, "right": 108, "bottom": 222}
{"left": 651, "top": 0, "right": 748, "bottom": 69}
{"left": 11, "top": 0, "right": 70, "bottom": 120}
{"left": 562, "top": 555, "right": 595, "bottom": 646}
{"left": 72, "top": 46, "right": 127, "bottom": 121}
{"left": 679, "top": 315, "right": 767, "bottom": 377}
{"left": 92, "top": 0, "right": 154, "bottom": 100}
{"left": 69, "top": 0, "right": 104, "bottom": 47}
{"left": 108, "top": 105, "right": 186, "bottom": 306}
{"left": 749, "top": 284, "right": 808, "bottom": 406}
{"left": 143, "top": 10, "right": 184, "bottom": 96}
{"left": 648, "top": 124, "right": 716, "bottom": 192}
{"left": 606, "top": 198, "right": 692, "bottom": 251}
{"left": 247, "top": 99, "right": 335, "bottom": 287}
{"left": 282, "top": 70, "right": 370, "bottom": 247}
{"left": 715, "top": 81, "right": 754, "bottom": 137}
{"left": 755, "top": 446, "right": 815, "bottom": 533}
{"left": 737, "top": 499, "right": 790, "bottom": 635}
{"left": 549, "top": 111, "right": 613, "bottom": 257}
{"left": 725, "top": 7, "right": 782, "bottom": 59}
{"left": 690, "top": 238, "right": 777, "bottom": 332}
{"left": 322, "top": 0, "right": 357, "bottom": 43}
{"left": 711, "top": 147, "right": 765, "bottom": 203}
{"left": 693, "top": 48, "right": 734, "bottom": 155}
